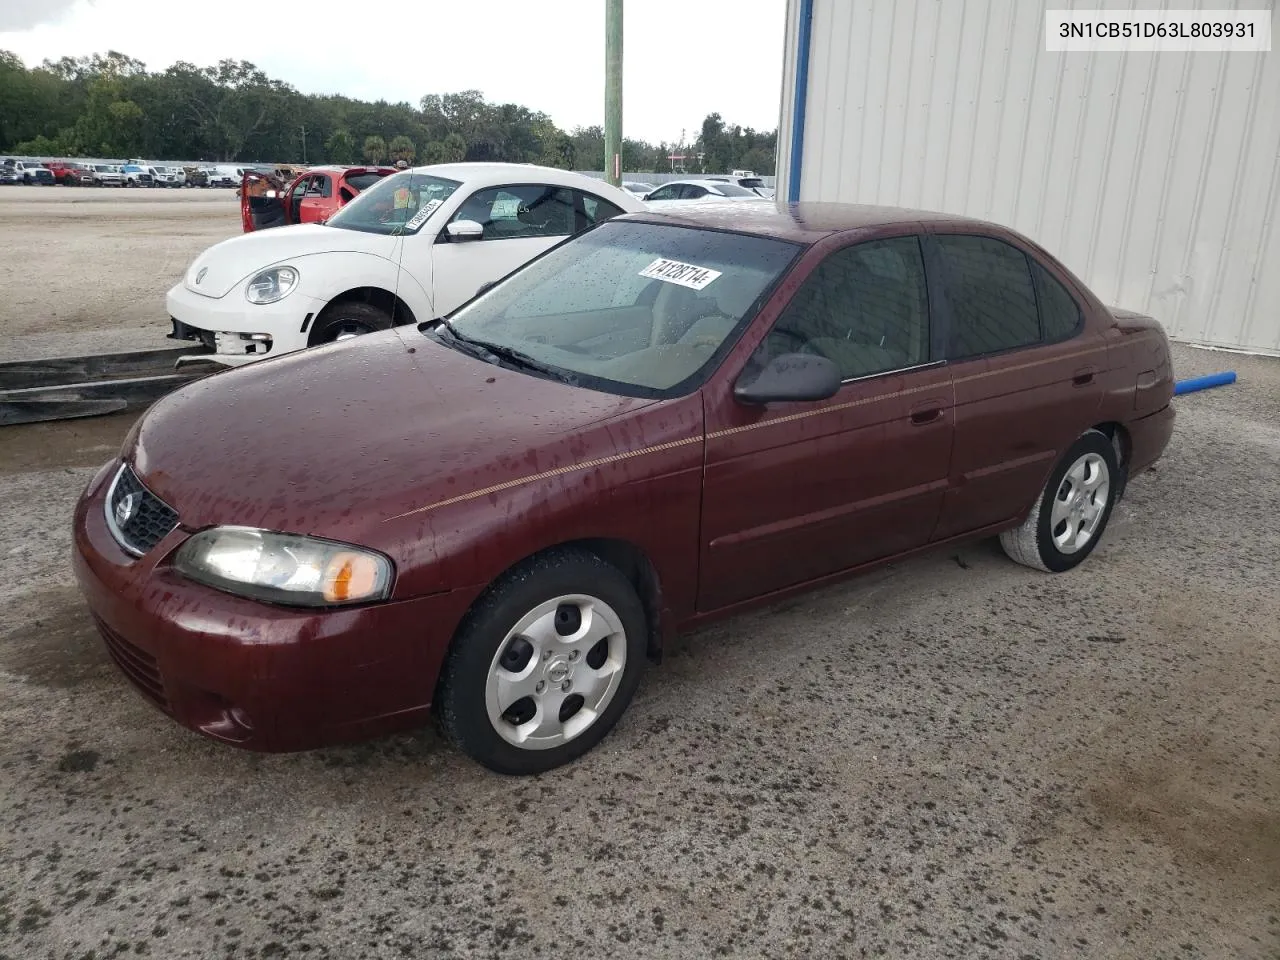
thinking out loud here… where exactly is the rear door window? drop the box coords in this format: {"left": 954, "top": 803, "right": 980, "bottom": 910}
{"left": 935, "top": 234, "right": 1041, "bottom": 358}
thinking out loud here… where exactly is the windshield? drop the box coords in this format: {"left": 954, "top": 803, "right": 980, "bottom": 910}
{"left": 94, "top": 165, "right": 111, "bottom": 172}
{"left": 710, "top": 182, "right": 759, "bottom": 197}
{"left": 326, "top": 171, "right": 461, "bottom": 235}
{"left": 442, "top": 220, "right": 799, "bottom": 397}
{"left": 739, "top": 178, "right": 766, "bottom": 188}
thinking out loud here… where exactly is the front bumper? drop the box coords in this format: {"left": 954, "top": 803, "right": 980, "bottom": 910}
{"left": 166, "top": 281, "right": 322, "bottom": 367}
{"left": 72, "top": 460, "right": 476, "bottom": 752}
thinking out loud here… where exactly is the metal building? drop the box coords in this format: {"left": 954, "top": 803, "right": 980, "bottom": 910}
{"left": 777, "top": 0, "right": 1280, "bottom": 355}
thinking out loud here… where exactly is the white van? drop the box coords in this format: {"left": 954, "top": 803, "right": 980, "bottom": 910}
{"left": 207, "top": 166, "right": 247, "bottom": 188}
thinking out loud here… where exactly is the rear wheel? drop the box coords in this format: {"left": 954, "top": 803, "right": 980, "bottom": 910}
{"left": 437, "top": 549, "right": 647, "bottom": 775}
{"left": 1000, "top": 429, "right": 1119, "bottom": 573}
{"left": 310, "top": 300, "right": 393, "bottom": 344}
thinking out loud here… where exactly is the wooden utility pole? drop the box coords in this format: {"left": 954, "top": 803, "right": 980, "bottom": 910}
{"left": 604, "top": 0, "right": 623, "bottom": 186}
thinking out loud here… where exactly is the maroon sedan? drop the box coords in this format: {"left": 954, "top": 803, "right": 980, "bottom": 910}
{"left": 73, "top": 203, "right": 1175, "bottom": 774}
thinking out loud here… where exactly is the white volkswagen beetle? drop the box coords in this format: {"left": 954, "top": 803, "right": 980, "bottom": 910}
{"left": 167, "top": 163, "right": 645, "bottom": 366}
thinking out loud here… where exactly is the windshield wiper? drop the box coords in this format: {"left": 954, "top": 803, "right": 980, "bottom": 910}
{"left": 421, "top": 320, "right": 575, "bottom": 383}
{"left": 467, "top": 339, "right": 575, "bottom": 383}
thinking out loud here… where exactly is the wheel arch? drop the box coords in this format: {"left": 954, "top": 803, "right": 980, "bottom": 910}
{"left": 308, "top": 286, "right": 418, "bottom": 346}
{"left": 1089, "top": 420, "right": 1132, "bottom": 498}
{"left": 451, "top": 537, "right": 668, "bottom": 668}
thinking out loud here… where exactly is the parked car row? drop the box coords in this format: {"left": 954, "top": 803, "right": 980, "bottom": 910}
{"left": 642, "top": 177, "right": 774, "bottom": 204}
{"left": 74, "top": 161, "right": 1176, "bottom": 777}
{"left": 622, "top": 174, "right": 775, "bottom": 203}
{"left": 1, "top": 158, "right": 55, "bottom": 185}
{"left": 0, "top": 158, "right": 289, "bottom": 188}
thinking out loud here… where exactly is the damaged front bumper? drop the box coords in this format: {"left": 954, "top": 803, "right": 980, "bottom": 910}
{"left": 168, "top": 318, "right": 274, "bottom": 368}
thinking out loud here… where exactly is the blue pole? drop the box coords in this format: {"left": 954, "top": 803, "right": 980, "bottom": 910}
{"left": 787, "top": 0, "right": 815, "bottom": 204}
{"left": 1174, "top": 371, "right": 1236, "bottom": 395}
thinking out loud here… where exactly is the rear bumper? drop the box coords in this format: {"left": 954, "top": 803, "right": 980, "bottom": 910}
{"left": 72, "top": 460, "right": 476, "bottom": 752}
{"left": 1128, "top": 403, "right": 1175, "bottom": 475}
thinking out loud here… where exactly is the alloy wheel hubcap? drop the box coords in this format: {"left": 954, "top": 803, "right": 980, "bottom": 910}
{"left": 485, "top": 594, "right": 627, "bottom": 750}
{"left": 1050, "top": 452, "right": 1110, "bottom": 554}
{"left": 332, "top": 320, "right": 371, "bottom": 341}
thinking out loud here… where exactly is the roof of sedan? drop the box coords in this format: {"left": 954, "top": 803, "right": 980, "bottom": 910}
{"left": 624, "top": 200, "right": 981, "bottom": 243}
{"left": 407, "top": 162, "right": 598, "bottom": 182}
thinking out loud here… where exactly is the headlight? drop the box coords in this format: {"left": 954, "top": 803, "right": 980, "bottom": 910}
{"left": 173, "top": 527, "right": 393, "bottom": 606}
{"left": 245, "top": 266, "right": 299, "bottom": 304}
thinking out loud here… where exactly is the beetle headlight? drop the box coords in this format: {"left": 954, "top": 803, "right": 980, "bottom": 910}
{"left": 173, "top": 527, "right": 393, "bottom": 606}
{"left": 245, "top": 266, "right": 299, "bottom": 304}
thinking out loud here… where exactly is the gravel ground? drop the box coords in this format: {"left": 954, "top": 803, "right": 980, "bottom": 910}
{"left": 0, "top": 187, "right": 238, "bottom": 347}
{"left": 0, "top": 342, "right": 1275, "bottom": 959}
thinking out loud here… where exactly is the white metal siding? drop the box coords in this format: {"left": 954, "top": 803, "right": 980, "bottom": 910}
{"left": 779, "top": 0, "right": 1280, "bottom": 355}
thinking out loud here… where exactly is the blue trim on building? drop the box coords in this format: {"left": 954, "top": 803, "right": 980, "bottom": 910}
{"left": 787, "top": 0, "right": 815, "bottom": 203}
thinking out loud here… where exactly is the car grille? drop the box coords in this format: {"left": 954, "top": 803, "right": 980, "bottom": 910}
{"left": 94, "top": 616, "right": 170, "bottom": 710}
{"left": 105, "top": 463, "right": 179, "bottom": 556}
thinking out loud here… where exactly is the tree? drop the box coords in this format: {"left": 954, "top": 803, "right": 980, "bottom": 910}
{"left": 13, "top": 132, "right": 73, "bottom": 155}
{"left": 363, "top": 134, "right": 387, "bottom": 164}
{"left": 739, "top": 147, "right": 774, "bottom": 175}
{"left": 0, "top": 50, "right": 777, "bottom": 179}
{"left": 441, "top": 133, "right": 466, "bottom": 163}
{"left": 570, "top": 125, "right": 604, "bottom": 171}
{"left": 326, "top": 129, "right": 356, "bottom": 164}
{"left": 388, "top": 135, "right": 415, "bottom": 164}
{"left": 421, "top": 140, "right": 446, "bottom": 165}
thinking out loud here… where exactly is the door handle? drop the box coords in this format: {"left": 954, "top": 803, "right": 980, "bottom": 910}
{"left": 1072, "top": 366, "right": 1096, "bottom": 387}
{"left": 909, "top": 403, "right": 944, "bottom": 425}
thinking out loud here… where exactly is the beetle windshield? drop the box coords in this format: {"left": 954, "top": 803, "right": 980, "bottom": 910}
{"left": 326, "top": 171, "right": 461, "bottom": 235}
{"left": 440, "top": 220, "right": 800, "bottom": 398}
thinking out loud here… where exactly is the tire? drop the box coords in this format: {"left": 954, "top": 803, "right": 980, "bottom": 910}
{"left": 310, "top": 300, "right": 393, "bottom": 344}
{"left": 437, "top": 548, "right": 648, "bottom": 775}
{"left": 1000, "top": 429, "right": 1119, "bottom": 573}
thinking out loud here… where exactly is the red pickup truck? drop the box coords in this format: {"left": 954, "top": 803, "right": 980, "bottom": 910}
{"left": 45, "top": 161, "right": 92, "bottom": 185}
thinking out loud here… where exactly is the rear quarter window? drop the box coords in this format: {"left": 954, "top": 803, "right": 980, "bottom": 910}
{"left": 1031, "top": 261, "right": 1083, "bottom": 342}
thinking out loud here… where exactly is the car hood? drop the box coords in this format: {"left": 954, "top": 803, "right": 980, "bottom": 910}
{"left": 129, "top": 328, "right": 665, "bottom": 548}
{"left": 183, "top": 224, "right": 398, "bottom": 298}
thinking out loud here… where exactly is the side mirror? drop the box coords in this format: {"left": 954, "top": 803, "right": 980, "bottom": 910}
{"left": 446, "top": 219, "right": 484, "bottom": 242}
{"left": 733, "top": 353, "right": 841, "bottom": 405}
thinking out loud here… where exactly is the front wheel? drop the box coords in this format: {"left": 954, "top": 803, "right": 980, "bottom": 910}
{"left": 1000, "top": 429, "right": 1119, "bottom": 573}
{"left": 437, "top": 549, "right": 648, "bottom": 775}
{"left": 310, "top": 300, "right": 393, "bottom": 344}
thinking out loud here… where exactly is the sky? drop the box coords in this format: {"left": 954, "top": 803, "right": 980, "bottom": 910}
{"left": 0, "top": 0, "right": 787, "bottom": 144}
